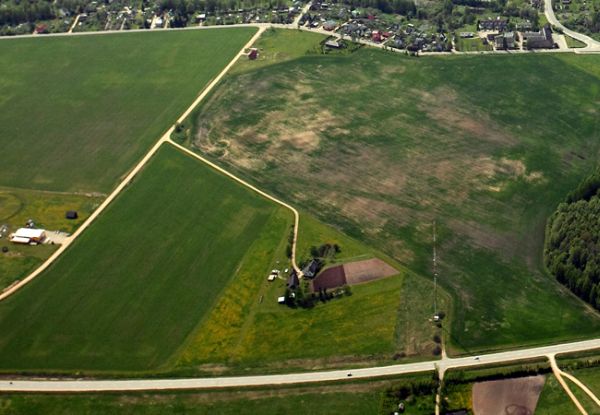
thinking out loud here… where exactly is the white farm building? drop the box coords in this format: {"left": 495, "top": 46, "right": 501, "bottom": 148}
{"left": 9, "top": 228, "right": 47, "bottom": 244}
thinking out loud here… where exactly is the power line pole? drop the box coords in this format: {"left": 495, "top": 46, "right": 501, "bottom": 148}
{"left": 433, "top": 220, "right": 438, "bottom": 318}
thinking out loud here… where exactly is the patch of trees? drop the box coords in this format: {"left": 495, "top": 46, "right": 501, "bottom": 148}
{"left": 284, "top": 281, "right": 351, "bottom": 309}
{"left": 0, "top": 2, "right": 55, "bottom": 26}
{"left": 379, "top": 375, "right": 438, "bottom": 414}
{"left": 309, "top": 242, "right": 341, "bottom": 259}
{"left": 341, "top": 0, "right": 417, "bottom": 16}
{"left": 545, "top": 169, "right": 600, "bottom": 310}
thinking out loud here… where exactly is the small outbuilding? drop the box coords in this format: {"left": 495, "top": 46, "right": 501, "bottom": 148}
{"left": 65, "top": 210, "right": 78, "bottom": 220}
{"left": 248, "top": 48, "right": 258, "bottom": 60}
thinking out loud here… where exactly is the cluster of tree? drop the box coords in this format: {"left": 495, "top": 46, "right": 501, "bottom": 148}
{"left": 336, "top": 0, "right": 417, "bottom": 15}
{"left": 545, "top": 169, "right": 600, "bottom": 310}
{"left": 284, "top": 282, "right": 351, "bottom": 309}
{"left": 0, "top": 2, "right": 54, "bottom": 26}
{"left": 443, "top": 363, "right": 550, "bottom": 385}
{"left": 158, "top": 0, "right": 287, "bottom": 15}
{"left": 379, "top": 375, "right": 438, "bottom": 414}
{"left": 584, "top": 10, "right": 600, "bottom": 34}
{"left": 309, "top": 243, "right": 341, "bottom": 259}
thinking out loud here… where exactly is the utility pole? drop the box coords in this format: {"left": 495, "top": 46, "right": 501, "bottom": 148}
{"left": 433, "top": 220, "right": 438, "bottom": 318}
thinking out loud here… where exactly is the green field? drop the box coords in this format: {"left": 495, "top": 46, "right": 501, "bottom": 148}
{"left": 178, "top": 211, "right": 446, "bottom": 374}
{"left": 0, "top": 386, "right": 380, "bottom": 415}
{"left": 0, "top": 28, "right": 255, "bottom": 193}
{"left": 0, "top": 27, "right": 256, "bottom": 292}
{"left": 0, "top": 145, "right": 286, "bottom": 373}
{"left": 181, "top": 29, "right": 600, "bottom": 353}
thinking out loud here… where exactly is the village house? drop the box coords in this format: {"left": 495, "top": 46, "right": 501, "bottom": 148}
{"left": 478, "top": 17, "right": 508, "bottom": 31}
{"left": 523, "top": 25, "right": 554, "bottom": 48}
{"left": 494, "top": 32, "right": 515, "bottom": 49}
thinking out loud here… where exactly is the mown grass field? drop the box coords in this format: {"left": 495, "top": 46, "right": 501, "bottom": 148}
{"left": 0, "top": 28, "right": 255, "bottom": 193}
{"left": 0, "top": 145, "right": 284, "bottom": 373}
{"left": 184, "top": 29, "right": 600, "bottom": 354}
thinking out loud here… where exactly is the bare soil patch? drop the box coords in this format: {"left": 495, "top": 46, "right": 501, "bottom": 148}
{"left": 343, "top": 258, "right": 399, "bottom": 285}
{"left": 312, "top": 265, "right": 346, "bottom": 291}
{"left": 472, "top": 375, "right": 546, "bottom": 415}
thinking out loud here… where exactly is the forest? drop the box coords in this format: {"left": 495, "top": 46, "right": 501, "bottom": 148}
{"left": 545, "top": 169, "right": 600, "bottom": 309}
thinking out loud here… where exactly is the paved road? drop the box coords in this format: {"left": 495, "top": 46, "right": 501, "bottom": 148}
{"left": 544, "top": 0, "right": 600, "bottom": 52}
{"left": 2, "top": 339, "right": 600, "bottom": 392}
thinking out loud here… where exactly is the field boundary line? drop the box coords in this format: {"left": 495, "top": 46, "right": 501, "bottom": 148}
{"left": 549, "top": 354, "right": 589, "bottom": 414}
{"left": 0, "top": 26, "right": 265, "bottom": 302}
{"left": 167, "top": 140, "right": 302, "bottom": 276}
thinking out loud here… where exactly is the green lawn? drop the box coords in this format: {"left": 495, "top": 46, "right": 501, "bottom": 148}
{"left": 455, "top": 37, "right": 493, "bottom": 52}
{"left": 0, "top": 144, "right": 286, "bottom": 373}
{"left": 0, "top": 28, "right": 255, "bottom": 194}
{"left": 182, "top": 29, "right": 600, "bottom": 354}
{"left": 565, "top": 34, "right": 587, "bottom": 48}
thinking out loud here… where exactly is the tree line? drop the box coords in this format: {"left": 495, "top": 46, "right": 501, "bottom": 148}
{"left": 545, "top": 168, "right": 600, "bottom": 310}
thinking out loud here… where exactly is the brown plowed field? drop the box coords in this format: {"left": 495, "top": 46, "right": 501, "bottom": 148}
{"left": 312, "top": 265, "right": 346, "bottom": 291}
{"left": 343, "top": 258, "right": 398, "bottom": 285}
{"left": 311, "top": 258, "right": 398, "bottom": 292}
{"left": 472, "top": 375, "right": 546, "bottom": 415}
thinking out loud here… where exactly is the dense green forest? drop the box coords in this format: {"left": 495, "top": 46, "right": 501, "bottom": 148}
{"left": 545, "top": 169, "right": 600, "bottom": 309}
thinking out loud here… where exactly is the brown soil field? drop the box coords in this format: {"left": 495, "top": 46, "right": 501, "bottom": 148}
{"left": 312, "top": 265, "right": 346, "bottom": 291}
{"left": 311, "top": 258, "right": 399, "bottom": 292}
{"left": 343, "top": 258, "right": 399, "bottom": 285}
{"left": 472, "top": 375, "right": 546, "bottom": 415}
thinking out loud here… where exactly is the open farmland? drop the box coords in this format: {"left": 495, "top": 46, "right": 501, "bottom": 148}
{"left": 0, "top": 27, "right": 254, "bottom": 291}
{"left": 178, "top": 212, "right": 447, "bottom": 374}
{"left": 183, "top": 29, "right": 600, "bottom": 354}
{"left": 0, "top": 145, "right": 286, "bottom": 373}
{"left": 0, "top": 27, "right": 255, "bottom": 193}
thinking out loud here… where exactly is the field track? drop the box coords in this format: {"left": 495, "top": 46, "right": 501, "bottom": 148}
{"left": 0, "top": 25, "right": 311, "bottom": 302}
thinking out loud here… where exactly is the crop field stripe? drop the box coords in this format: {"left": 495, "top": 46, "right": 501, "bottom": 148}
{"left": 0, "top": 145, "right": 285, "bottom": 371}
{"left": 0, "top": 27, "right": 264, "bottom": 303}
{"left": 168, "top": 140, "right": 302, "bottom": 276}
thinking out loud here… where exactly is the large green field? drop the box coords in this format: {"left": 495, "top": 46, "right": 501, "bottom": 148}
{"left": 0, "top": 145, "right": 285, "bottom": 372}
{"left": 0, "top": 27, "right": 254, "bottom": 291}
{"left": 180, "top": 29, "right": 600, "bottom": 353}
{"left": 0, "top": 28, "right": 255, "bottom": 193}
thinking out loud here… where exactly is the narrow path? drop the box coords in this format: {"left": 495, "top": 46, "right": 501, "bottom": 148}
{"left": 67, "top": 14, "right": 80, "bottom": 34}
{"left": 552, "top": 355, "right": 600, "bottom": 408}
{"left": 549, "top": 354, "right": 588, "bottom": 414}
{"left": 0, "top": 26, "right": 268, "bottom": 302}
{"left": 562, "top": 371, "right": 600, "bottom": 407}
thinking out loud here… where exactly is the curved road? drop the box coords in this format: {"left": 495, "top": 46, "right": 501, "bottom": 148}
{"left": 544, "top": 0, "right": 600, "bottom": 52}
